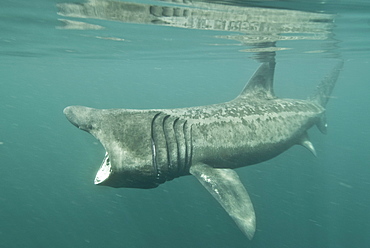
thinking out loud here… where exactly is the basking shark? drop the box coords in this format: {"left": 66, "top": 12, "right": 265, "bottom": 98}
{"left": 63, "top": 61, "right": 343, "bottom": 239}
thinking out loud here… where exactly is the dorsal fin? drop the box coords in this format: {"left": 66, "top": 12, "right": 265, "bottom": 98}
{"left": 235, "top": 62, "right": 276, "bottom": 100}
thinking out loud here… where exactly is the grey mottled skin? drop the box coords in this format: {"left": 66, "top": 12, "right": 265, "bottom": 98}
{"left": 63, "top": 61, "right": 343, "bottom": 239}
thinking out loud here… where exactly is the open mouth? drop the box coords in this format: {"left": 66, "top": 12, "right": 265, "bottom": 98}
{"left": 94, "top": 152, "right": 112, "bottom": 185}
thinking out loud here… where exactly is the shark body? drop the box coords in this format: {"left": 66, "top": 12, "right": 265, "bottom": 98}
{"left": 64, "top": 61, "right": 343, "bottom": 239}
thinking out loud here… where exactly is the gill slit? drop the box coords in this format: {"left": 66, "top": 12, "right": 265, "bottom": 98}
{"left": 151, "top": 113, "right": 161, "bottom": 180}
{"left": 183, "top": 120, "right": 193, "bottom": 174}
{"left": 189, "top": 123, "right": 193, "bottom": 170}
{"left": 162, "top": 115, "right": 172, "bottom": 178}
{"left": 173, "top": 118, "right": 181, "bottom": 175}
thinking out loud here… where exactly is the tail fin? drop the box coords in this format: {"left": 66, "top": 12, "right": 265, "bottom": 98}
{"left": 311, "top": 61, "right": 344, "bottom": 108}
{"left": 311, "top": 61, "right": 344, "bottom": 133}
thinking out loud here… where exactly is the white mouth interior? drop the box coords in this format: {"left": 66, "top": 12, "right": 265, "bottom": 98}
{"left": 94, "top": 151, "right": 112, "bottom": 185}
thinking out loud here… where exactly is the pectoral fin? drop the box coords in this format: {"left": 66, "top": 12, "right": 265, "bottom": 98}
{"left": 190, "top": 163, "right": 256, "bottom": 239}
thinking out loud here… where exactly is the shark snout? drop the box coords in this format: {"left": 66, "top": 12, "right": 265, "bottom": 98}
{"left": 63, "top": 106, "right": 94, "bottom": 132}
{"left": 63, "top": 106, "right": 80, "bottom": 128}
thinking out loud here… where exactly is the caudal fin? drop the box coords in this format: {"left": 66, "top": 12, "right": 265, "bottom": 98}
{"left": 311, "top": 61, "right": 343, "bottom": 134}
{"left": 311, "top": 61, "right": 344, "bottom": 108}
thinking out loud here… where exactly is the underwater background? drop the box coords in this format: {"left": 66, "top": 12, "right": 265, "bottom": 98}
{"left": 1, "top": 0, "right": 370, "bottom": 247}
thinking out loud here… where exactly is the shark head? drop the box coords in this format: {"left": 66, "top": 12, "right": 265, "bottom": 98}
{"left": 63, "top": 106, "right": 160, "bottom": 189}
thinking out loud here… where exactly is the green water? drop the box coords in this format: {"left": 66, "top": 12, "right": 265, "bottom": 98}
{"left": 1, "top": 0, "right": 370, "bottom": 247}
